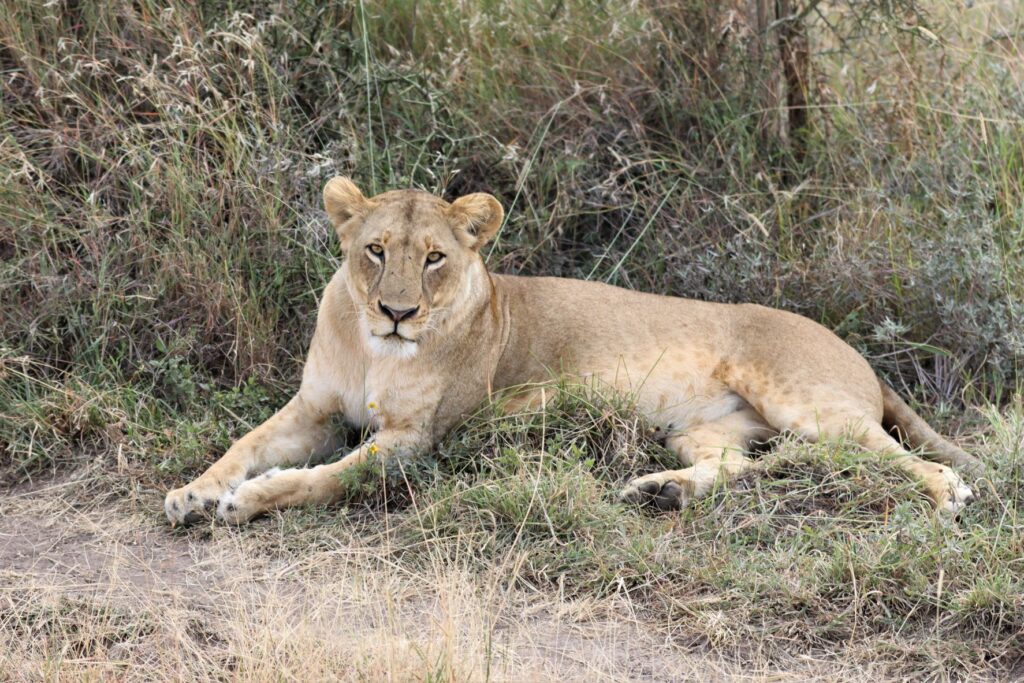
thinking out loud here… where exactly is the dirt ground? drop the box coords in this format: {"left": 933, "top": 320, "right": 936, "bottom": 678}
{"left": 0, "top": 468, "right": 926, "bottom": 681}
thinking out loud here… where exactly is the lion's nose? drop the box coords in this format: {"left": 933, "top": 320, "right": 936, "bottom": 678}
{"left": 379, "top": 301, "right": 419, "bottom": 323}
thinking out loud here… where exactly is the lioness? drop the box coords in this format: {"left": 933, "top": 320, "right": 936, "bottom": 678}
{"left": 165, "top": 178, "right": 980, "bottom": 526}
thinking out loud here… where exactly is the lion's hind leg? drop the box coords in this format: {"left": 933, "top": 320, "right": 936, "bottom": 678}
{"left": 773, "top": 408, "right": 974, "bottom": 514}
{"left": 620, "top": 406, "right": 776, "bottom": 510}
{"left": 841, "top": 418, "right": 974, "bottom": 514}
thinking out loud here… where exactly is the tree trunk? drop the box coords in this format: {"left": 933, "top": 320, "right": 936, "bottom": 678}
{"left": 776, "top": 0, "right": 810, "bottom": 167}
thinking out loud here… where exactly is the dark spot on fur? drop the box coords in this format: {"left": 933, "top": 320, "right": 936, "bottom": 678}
{"left": 711, "top": 359, "right": 732, "bottom": 381}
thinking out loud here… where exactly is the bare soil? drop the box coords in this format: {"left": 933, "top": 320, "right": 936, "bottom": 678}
{"left": 0, "top": 469, "right": 901, "bottom": 681}
{"left": 0, "top": 470, "right": 715, "bottom": 680}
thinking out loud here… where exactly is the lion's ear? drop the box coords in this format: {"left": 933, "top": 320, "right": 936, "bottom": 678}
{"left": 446, "top": 193, "right": 504, "bottom": 251}
{"left": 323, "top": 177, "right": 374, "bottom": 248}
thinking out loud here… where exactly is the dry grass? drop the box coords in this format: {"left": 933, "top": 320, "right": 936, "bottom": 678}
{"left": 5, "top": 387, "right": 1023, "bottom": 680}
{"left": 0, "top": 475, "right": 789, "bottom": 681}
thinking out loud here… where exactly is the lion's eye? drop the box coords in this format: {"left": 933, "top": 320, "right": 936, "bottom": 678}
{"left": 367, "top": 244, "right": 384, "bottom": 260}
{"left": 425, "top": 251, "right": 445, "bottom": 265}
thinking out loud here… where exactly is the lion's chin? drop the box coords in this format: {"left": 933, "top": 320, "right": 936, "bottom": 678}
{"left": 366, "top": 332, "right": 420, "bottom": 359}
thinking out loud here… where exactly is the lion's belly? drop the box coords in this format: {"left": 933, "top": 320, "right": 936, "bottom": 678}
{"left": 635, "top": 374, "right": 744, "bottom": 432}
{"left": 582, "top": 350, "right": 742, "bottom": 433}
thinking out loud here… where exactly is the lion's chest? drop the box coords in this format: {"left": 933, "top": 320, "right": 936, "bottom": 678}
{"left": 338, "top": 356, "right": 440, "bottom": 432}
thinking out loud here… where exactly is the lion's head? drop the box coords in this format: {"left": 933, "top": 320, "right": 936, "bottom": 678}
{"left": 323, "top": 177, "right": 503, "bottom": 358}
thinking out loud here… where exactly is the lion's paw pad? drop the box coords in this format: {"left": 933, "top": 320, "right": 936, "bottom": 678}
{"left": 620, "top": 478, "right": 689, "bottom": 511}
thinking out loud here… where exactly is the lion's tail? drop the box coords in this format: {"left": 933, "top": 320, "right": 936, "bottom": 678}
{"left": 879, "top": 380, "right": 983, "bottom": 476}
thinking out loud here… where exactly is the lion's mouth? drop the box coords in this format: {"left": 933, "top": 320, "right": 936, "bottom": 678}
{"left": 373, "top": 330, "right": 416, "bottom": 343}
{"left": 363, "top": 314, "right": 422, "bottom": 356}
{"left": 366, "top": 327, "right": 420, "bottom": 359}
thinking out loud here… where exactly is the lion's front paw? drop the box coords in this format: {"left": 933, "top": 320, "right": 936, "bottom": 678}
{"left": 932, "top": 466, "right": 976, "bottom": 516}
{"left": 215, "top": 468, "right": 287, "bottom": 525}
{"left": 619, "top": 473, "right": 691, "bottom": 511}
{"left": 214, "top": 489, "right": 255, "bottom": 525}
{"left": 165, "top": 477, "right": 233, "bottom": 527}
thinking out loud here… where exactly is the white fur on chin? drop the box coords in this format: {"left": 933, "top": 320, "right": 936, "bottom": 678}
{"left": 366, "top": 333, "right": 419, "bottom": 359}
{"left": 358, "top": 313, "right": 421, "bottom": 359}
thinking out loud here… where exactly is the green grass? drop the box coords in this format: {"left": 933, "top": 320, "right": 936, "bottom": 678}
{"left": 2, "top": 0, "right": 1023, "bottom": 677}
{"left": 283, "top": 386, "right": 1024, "bottom": 676}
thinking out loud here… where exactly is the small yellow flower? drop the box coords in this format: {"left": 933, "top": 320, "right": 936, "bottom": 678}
{"left": 367, "top": 401, "right": 378, "bottom": 410}
{"left": 367, "top": 443, "right": 379, "bottom": 456}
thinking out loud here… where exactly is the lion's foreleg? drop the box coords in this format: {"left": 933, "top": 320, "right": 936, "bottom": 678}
{"left": 215, "top": 429, "right": 424, "bottom": 524}
{"left": 164, "top": 394, "right": 340, "bottom": 526}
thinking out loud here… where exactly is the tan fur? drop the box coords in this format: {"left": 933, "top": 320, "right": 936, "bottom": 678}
{"left": 164, "top": 179, "right": 982, "bottom": 526}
